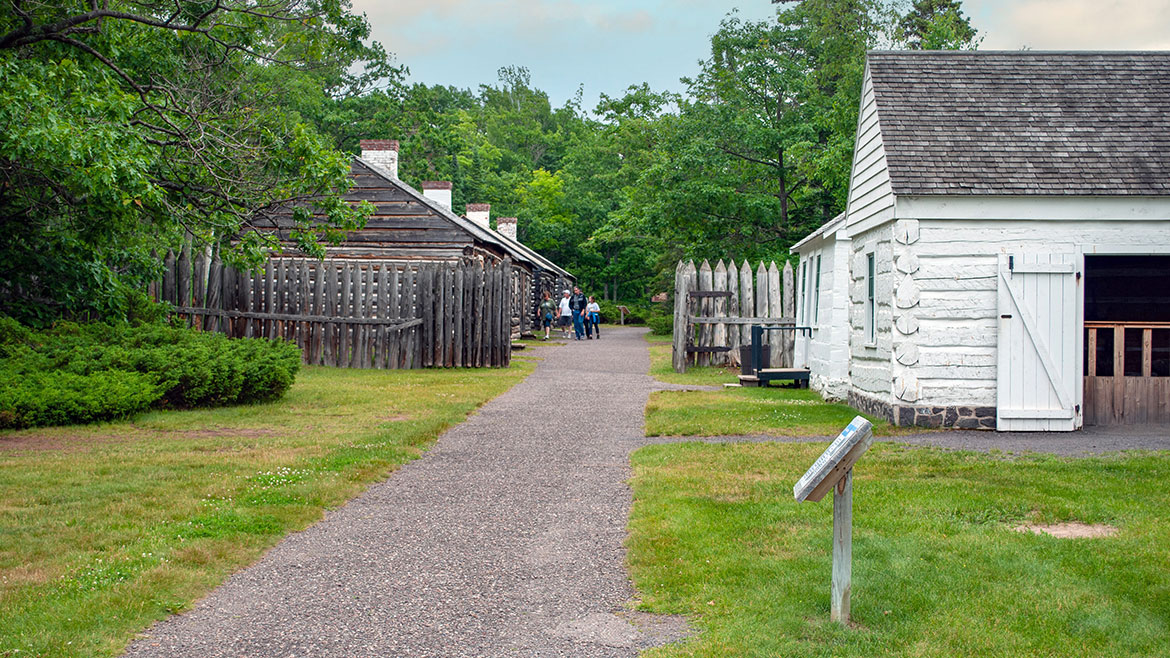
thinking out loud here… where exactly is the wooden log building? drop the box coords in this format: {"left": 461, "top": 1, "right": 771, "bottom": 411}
{"left": 256, "top": 139, "right": 574, "bottom": 335}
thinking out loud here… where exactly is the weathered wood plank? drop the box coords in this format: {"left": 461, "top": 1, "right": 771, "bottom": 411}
{"left": 755, "top": 262, "right": 769, "bottom": 365}
{"left": 464, "top": 261, "right": 475, "bottom": 367}
{"left": 205, "top": 254, "right": 222, "bottom": 331}
{"left": 444, "top": 265, "right": 455, "bottom": 367}
{"left": 262, "top": 260, "right": 275, "bottom": 340}
{"left": 727, "top": 260, "right": 741, "bottom": 366}
{"left": 831, "top": 470, "right": 853, "bottom": 624}
{"left": 176, "top": 239, "right": 193, "bottom": 311}
{"left": 163, "top": 250, "right": 177, "bottom": 305}
{"left": 401, "top": 265, "right": 416, "bottom": 369}
{"left": 672, "top": 260, "right": 688, "bottom": 373}
{"left": 713, "top": 260, "right": 728, "bottom": 366}
{"left": 328, "top": 264, "right": 341, "bottom": 366}
{"left": 697, "top": 260, "right": 713, "bottom": 367}
{"left": 420, "top": 265, "right": 434, "bottom": 367}
{"left": 1113, "top": 326, "right": 1125, "bottom": 423}
{"left": 739, "top": 261, "right": 754, "bottom": 347}
{"left": 453, "top": 267, "right": 465, "bottom": 367}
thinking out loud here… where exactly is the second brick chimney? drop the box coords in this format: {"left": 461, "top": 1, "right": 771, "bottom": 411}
{"left": 497, "top": 217, "right": 518, "bottom": 242}
{"left": 421, "top": 181, "right": 453, "bottom": 210}
{"left": 359, "top": 139, "right": 398, "bottom": 178}
{"left": 466, "top": 203, "right": 490, "bottom": 230}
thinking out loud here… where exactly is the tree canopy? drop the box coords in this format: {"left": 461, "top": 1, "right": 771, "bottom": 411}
{"left": 0, "top": 1, "right": 395, "bottom": 323}
{"left": 1, "top": 0, "right": 983, "bottom": 322}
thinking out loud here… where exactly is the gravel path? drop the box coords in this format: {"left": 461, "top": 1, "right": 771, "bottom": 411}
{"left": 124, "top": 326, "right": 688, "bottom": 658}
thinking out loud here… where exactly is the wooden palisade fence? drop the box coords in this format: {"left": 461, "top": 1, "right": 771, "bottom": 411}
{"left": 672, "top": 259, "right": 795, "bottom": 373}
{"left": 160, "top": 251, "right": 512, "bottom": 369}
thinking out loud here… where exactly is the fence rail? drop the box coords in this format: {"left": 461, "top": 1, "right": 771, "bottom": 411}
{"left": 672, "top": 259, "right": 795, "bottom": 373}
{"left": 1083, "top": 321, "right": 1170, "bottom": 425}
{"left": 160, "top": 250, "right": 512, "bottom": 369}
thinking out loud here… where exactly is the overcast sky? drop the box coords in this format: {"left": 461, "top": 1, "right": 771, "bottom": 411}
{"left": 351, "top": 0, "right": 1170, "bottom": 110}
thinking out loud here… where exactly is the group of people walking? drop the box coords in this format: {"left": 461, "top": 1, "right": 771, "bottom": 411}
{"left": 538, "top": 287, "right": 600, "bottom": 341}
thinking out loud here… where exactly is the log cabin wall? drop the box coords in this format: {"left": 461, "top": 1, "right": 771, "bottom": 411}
{"left": 248, "top": 157, "right": 571, "bottom": 340}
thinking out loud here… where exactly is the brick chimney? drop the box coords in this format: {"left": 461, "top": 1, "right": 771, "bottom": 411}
{"left": 497, "top": 216, "right": 518, "bottom": 242}
{"left": 359, "top": 139, "right": 398, "bottom": 178}
{"left": 421, "top": 181, "right": 452, "bottom": 209}
{"left": 466, "top": 203, "right": 490, "bottom": 230}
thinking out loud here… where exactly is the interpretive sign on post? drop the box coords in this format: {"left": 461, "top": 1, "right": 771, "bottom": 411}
{"left": 794, "top": 416, "right": 874, "bottom": 624}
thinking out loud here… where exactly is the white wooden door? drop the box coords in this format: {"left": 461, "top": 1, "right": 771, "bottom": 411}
{"left": 996, "top": 253, "right": 1081, "bottom": 431}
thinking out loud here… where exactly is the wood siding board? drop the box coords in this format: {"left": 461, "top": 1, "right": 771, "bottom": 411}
{"left": 454, "top": 267, "right": 465, "bottom": 367}
{"left": 740, "top": 261, "right": 754, "bottom": 347}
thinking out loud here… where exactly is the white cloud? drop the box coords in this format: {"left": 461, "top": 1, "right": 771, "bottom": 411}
{"left": 973, "top": 0, "right": 1170, "bottom": 50}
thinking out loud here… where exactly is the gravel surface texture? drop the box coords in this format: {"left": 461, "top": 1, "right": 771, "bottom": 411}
{"left": 124, "top": 326, "right": 689, "bottom": 658}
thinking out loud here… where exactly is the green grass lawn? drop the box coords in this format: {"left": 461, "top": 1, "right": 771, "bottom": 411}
{"left": 646, "top": 333, "right": 740, "bottom": 387}
{"left": 0, "top": 362, "right": 532, "bottom": 658}
{"left": 628, "top": 441, "right": 1170, "bottom": 657}
{"left": 646, "top": 387, "right": 906, "bottom": 437}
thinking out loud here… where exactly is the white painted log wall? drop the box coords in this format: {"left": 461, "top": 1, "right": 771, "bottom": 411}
{"left": 904, "top": 218, "right": 1170, "bottom": 407}
{"left": 848, "top": 223, "right": 896, "bottom": 405}
{"left": 796, "top": 233, "right": 852, "bottom": 400}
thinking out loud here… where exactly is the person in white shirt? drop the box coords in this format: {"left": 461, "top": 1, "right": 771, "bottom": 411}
{"left": 557, "top": 290, "right": 572, "bottom": 338}
{"left": 585, "top": 296, "right": 601, "bottom": 339}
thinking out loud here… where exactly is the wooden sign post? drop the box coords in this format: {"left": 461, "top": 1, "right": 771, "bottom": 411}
{"left": 794, "top": 416, "right": 874, "bottom": 624}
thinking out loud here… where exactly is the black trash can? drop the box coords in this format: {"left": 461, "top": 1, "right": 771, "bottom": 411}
{"left": 739, "top": 344, "right": 770, "bottom": 375}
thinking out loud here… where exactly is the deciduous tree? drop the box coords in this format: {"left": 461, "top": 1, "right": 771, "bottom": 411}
{"left": 0, "top": 1, "right": 393, "bottom": 323}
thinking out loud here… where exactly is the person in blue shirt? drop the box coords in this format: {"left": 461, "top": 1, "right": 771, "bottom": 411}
{"left": 585, "top": 296, "right": 600, "bottom": 339}
{"left": 569, "top": 287, "right": 587, "bottom": 340}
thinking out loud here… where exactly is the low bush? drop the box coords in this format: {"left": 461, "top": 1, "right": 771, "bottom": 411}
{"left": 596, "top": 300, "right": 671, "bottom": 326}
{"left": 647, "top": 315, "right": 674, "bottom": 336}
{"left": 0, "top": 369, "right": 159, "bottom": 428}
{"left": 0, "top": 320, "right": 301, "bottom": 429}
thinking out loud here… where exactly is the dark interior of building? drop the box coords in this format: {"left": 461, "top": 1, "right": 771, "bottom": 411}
{"left": 1084, "top": 255, "right": 1170, "bottom": 377}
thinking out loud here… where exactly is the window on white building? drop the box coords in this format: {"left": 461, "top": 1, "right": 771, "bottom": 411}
{"left": 799, "top": 260, "right": 807, "bottom": 324}
{"left": 814, "top": 255, "right": 822, "bottom": 325}
{"left": 865, "top": 252, "right": 876, "bottom": 344}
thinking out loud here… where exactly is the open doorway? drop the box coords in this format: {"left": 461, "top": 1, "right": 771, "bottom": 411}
{"left": 1083, "top": 255, "right": 1170, "bottom": 425}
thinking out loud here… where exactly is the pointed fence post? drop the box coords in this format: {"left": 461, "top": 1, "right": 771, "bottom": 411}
{"left": 672, "top": 260, "right": 688, "bottom": 373}
{"left": 739, "top": 261, "right": 754, "bottom": 349}
{"left": 684, "top": 261, "right": 698, "bottom": 368}
{"left": 727, "top": 260, "right": 741, "bottom": 367}
{"left": 768, "top": 262, "right": 782, "bottom": 367}
{"left": 698, "top": 260, "right": 713, "bottom": 366}
{"left": 755, "top": 262, "right": 769, "bottom": 365}
{"left": 713, "top": 260, "right": 728, "bottom": 366}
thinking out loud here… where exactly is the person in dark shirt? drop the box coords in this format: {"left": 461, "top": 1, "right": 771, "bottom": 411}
{"left": 569, "top": 287, "right": 587, "bottom": 340}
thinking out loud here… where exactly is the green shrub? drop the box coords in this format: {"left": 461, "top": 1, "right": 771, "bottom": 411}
{"left": 0, "top": 319, "right": 302, "bottom": 429}
{"left": 597, "top": 300, "right": 659, "bottom": 325}
{"left": 647, "top": 315, "right": 674, "bottom": 336}
{"left": 0, "top": 369, "right": 159, "bottom": 429}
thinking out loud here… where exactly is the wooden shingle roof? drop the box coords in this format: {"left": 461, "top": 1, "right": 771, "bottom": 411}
{"left": 868, "top": 51, "right": 1170, "bottom": 196}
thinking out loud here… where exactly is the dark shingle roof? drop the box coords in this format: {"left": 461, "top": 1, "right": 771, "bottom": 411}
{"left": 867, "top": 51, "right": 1170, "bottom": 196}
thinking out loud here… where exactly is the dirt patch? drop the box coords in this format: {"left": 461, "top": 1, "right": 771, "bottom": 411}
{"left": 1013, "top": 522, "right": 1119, "bottom": 538}
{"left": 378, "top": 415, "right": 411, "bottom": 422}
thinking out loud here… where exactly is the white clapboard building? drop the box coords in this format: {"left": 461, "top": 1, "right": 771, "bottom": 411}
{"left": 792, "top": 51, "right": 1170, "bottom": 431}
